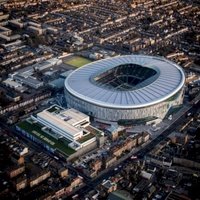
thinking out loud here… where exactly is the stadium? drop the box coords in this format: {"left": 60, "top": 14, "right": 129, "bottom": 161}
{"left": 64, "top": 55, "right": 185, "bottom": 124}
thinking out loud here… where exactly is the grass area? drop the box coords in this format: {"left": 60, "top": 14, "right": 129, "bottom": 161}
{"left": 17, "top": 120, "right": 75, "bottom": 156}
{"left": 85, "top": 125, "right": 103, "bottom": 137}
{"left": 64, "top": 56, "right": 91, "bottom": 68}
{"left": 77, "top": 133, "right": 95, "bottom": 144}
{"left": 46, "top": 105, "right": 63, "bottom": 113}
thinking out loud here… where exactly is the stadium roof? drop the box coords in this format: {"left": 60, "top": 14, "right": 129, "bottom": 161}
{"left": 65, "top": 55, "right": 185, "bottom": 109}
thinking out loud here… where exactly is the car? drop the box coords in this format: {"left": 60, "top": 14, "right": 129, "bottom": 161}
{"left": 155, "top": 194, "right": 162, "bottom": 199}
{"left": 131, "top": 155, "right": 137, "bottom": 159}
{"left": 168, "top": 115, "right": 173, "bottom": 120}
{"left": 53, "top": 156, "right": 59, "bottom": 160}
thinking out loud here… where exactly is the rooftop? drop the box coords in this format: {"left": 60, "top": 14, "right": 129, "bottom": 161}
{"left": 108, "top": 190, "right": 133, "bottom": 200}
{"left": 77, "top": 133, "right": 94, "bottom": 144}
{"left": 17, "top": 119, "right": 75, "bottom": 156}
{"left": 65, "top": 55, "right": 185, "bottom": 109}
{"left": 37, "top": 106, "right": 89, "bottom": 136}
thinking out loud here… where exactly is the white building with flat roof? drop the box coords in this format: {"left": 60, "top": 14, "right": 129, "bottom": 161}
{"left": 36, "top": 105, "right": 90, "bottom": 141}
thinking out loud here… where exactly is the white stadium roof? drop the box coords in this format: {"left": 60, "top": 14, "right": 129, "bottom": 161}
{"left": 65, "top": 55, "right": 185, "bottom": 109}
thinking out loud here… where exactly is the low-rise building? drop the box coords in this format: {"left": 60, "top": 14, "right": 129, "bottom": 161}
{"left": 140, "top": 170, "right": 153, "bottom": 180}
{"left": 89, "top": 159, "right": 102, "bottom": 172}
{"left": 16, "top": 105, "right": 104, "bottom": 158}
{"left": 7, "top": 165, "right": 25, "bottom": 178}
{"left": 136, "top": 134, "right": 143, "bottom": 145}
{"left": 70, "top": 176, "right": 83, "bottom": 189}
{"left": 6, "top": 91, "right": 21, "bottom": 102}
{"left": 106, "top": 126, "right": 125, "bottom": 141}
{"left": 169, "top": 132, "right": 189, "bottom": 145}
{"left": 112, "top": 145, "right": 124, "bottom": 157}
{"left": 103, "top": 156, "right": 117, "bottom": 169}
{"left": 58, "top": 168, "right": 68, "bottom": 178}
{"left": 125, "top": 138, "right": 136, "bottom": 151}
{"left": 102, "top": 180, "right": 117, "bottom": 193}
{"left": 142, "top": 132, "right": 150, "bottom": 143}
{"left": 36, "top": 105, "right": 90, "bottom": 141}
{"left": 10, "top": 154, "right": 24, "bottom": 165}
{"left": 13, "top": 177, "right": 27, "bottom": 191}
{"left": 165, "top": 191, "right": 191, "bottom": 200}
{"left": 29, "top": 170, "right": 51, "bottom": 188}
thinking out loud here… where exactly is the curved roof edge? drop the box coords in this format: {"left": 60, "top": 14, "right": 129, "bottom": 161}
{"left": 65, "top": 55, "right": 185, "bottom": 109}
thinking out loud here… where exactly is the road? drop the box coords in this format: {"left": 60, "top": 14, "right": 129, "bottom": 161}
{"left": 1, "top": 93, "right": 199, "bottom": 199}
{"left": 67, "top": 100, "right": 199, "bottom": 199}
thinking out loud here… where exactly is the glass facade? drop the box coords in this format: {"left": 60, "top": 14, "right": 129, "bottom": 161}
{"left": 65, "top": 87, "right": 184, "bottom": 123}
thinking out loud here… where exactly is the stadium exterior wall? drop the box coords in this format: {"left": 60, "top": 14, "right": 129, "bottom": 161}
{"left": 64, "top": 87, "right": 184, "bottom": 122}
{"left": 64, "top": 55, "right": 185, "bottom": 123}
